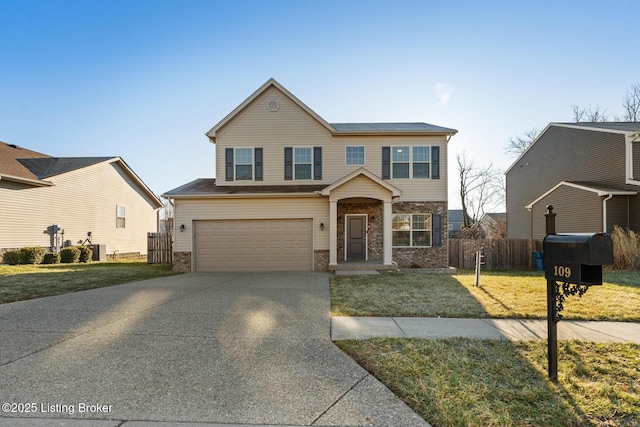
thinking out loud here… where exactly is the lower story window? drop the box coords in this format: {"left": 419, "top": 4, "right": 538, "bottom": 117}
{"left": 392, "top": 213, "right": 431, "bottom": 247}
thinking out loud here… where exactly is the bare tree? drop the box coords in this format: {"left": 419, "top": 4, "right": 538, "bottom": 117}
{"left": 504, "top": 128, "right": 540, "bottom": 158}
{"left": 623, "top": 83, "right": 640, "bottom": 122}
{"left": 457, "top": 153, "right": 504, "bottom": 233}
{"left": 159, "top": 197, "right": 175, "bottom": 234}
{"left": 572, "top": 104, "right": 609, "bottom": 122}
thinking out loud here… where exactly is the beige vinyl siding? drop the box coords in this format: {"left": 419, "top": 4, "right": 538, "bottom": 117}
{"left": 507, "top": 126, "right": 627, "bottom": 238}
{"left": 214, "top": 87, "right": 448, "bottom": 202}
{"left": 530, "top": 185, "right": 602, "bottom": 240}
{"left": 328, "top": 175, "right": 392, "bottom": 202}
{"left": 173, "top": 196, "right": 329, "bottom": 253}
{"left": 0, "top": 161, "right": 158, "bottom": 254}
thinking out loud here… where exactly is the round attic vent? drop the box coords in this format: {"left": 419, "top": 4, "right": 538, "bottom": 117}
{"left": 267, "top": 100, "right": 280, "bottom": 112}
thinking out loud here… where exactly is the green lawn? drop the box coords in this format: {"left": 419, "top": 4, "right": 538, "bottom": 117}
{"left": 332, "top": 270, "right": 640, "bottom": 427}
{"left": 0, "top": 261, "right": 180, "bottom": 304}
{"left": 337, "top": 338, "right": 640, "bottom": 427}
{"left": 331, "top": 270, "right": 640, "bottom": 321}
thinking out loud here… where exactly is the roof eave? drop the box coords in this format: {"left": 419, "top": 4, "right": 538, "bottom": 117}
{"left": 0, "top": 174, "right": 54, "bottom": 187}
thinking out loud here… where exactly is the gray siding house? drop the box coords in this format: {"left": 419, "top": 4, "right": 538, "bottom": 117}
{"left": 506, "top": 123, "right": 640, "bottom": 240}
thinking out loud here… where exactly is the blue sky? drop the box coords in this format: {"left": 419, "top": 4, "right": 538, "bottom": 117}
{"left": 1, "top": 0, "right": 637, "bottom": 209}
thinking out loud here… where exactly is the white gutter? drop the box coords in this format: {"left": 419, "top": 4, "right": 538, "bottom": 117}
{"left": 602, "top": 194, "right": 613, "bottom": 233}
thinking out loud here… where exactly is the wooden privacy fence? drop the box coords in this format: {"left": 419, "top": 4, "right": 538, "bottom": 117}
{"left": 147, "top": 232, "right": 173, "bottom": 264}
{"left": 449, "top": 239, "right": 533, "bottom": 270}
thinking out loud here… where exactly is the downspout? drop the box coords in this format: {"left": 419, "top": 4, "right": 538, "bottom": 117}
{"left": 602, "top": 194, "right": 613, "bottom": 233}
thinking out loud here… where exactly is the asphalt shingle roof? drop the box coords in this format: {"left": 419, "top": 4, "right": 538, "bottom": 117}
{"left": 164, "top": 179, "right": 326, "bottom": 196}
{"left": 331, "top": 122, "right": 457, "bottom": 133}
{"left": 557, "top": 122, "right": 640, "bottom": 132}
{"left": 17, "top": 157, "right": 114, "bottom": 179}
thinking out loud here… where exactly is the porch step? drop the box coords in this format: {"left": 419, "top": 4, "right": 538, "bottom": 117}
{"left": 335, "top": 270, "right": 381, "bottom": 276}
{"left": 330, "top": 262, "right": 398, "bottom": 272}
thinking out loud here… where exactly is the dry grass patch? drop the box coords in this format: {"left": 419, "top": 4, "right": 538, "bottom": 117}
{"left": 337, "top": 338, "right": 640, "bottom": 427}
{"left": 0, "top": 261, "right": 180, "bottom": 304}
{"left": 330, "top": 271, "right": 640, "bottom": 321}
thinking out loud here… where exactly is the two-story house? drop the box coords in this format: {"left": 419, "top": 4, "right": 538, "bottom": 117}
{"left": 164, "top": 79, "right": 457, "bottom": 272}
{"left": 506, "top": 122, "right": 640, "bottom": 240}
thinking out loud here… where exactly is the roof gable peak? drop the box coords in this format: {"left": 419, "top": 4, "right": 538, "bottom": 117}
{"left": 206, "top": 78, "right": 333, "bottom": 141}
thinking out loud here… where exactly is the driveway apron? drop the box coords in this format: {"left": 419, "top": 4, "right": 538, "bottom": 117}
{"left": 0, "top": 272, "right": 427, "bottom": 426}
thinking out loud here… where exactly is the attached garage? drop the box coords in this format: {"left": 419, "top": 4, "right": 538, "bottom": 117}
{"left": 194, "top": 219, "right": 313, "bottom": 272}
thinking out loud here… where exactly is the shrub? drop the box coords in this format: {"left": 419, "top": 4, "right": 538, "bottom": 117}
{"left": 59, "top": 247, "right": 81, "bottom": 264}
{"left": 19, "top": 246, "right": 47, "bottom": 265}
{"left": 2, "top": 250, "right": 22, "bottom": 265}
{"left": 612, "top": 225, "right": 640, "bottom": 270}
{"left": 77, "top": 246, "right": 93, "bottom": 263}
{"left": 42, "top": 252, "right": 61, "bottom": 264}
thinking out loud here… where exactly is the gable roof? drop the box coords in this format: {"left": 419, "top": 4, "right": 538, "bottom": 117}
{"left": 206, "top": 78, "right": 335, "bottom": 140}
{"left": 0, "top": 142, "right": 53, "bottom": 185}
{"left": 526, "top": 181, "right": 637, "bottom": 209}
{"left": 506, "top": 122, "right": 640, "bottom": 175}
{"left": 320, "top": 167, "right": 402, "bottom": 198}
{"left": 555, "top": 122, "right": 640, "bottom": 132}
{"left": 17, "top": 157, "right": 114, "bottom": 179}
{"left": 206, "top": 78, "right": 458, "bottom": 141}
{"left": 0, "top": 141, "right": 162, "bottom": 208}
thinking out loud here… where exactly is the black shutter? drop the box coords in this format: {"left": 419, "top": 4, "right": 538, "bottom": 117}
{"left": 313, "top": 147, "right": 322, "bottom": 180}
{"left": 284, "top": 147, "right": 293, "bottom": 180}
{"left": 431, "top": 146, "right": 440, "bottom": 179}
{"left": 433, "top": 213, "right": 442, "bottom": 247}
{"left": 254, "top": 148, "right": 263, "bottom": 181}
{"left": 225, "top": 148, "right": 234, "bottom": 181}
{"left": 382, "top": 146, "right": 390, "bottom": 179}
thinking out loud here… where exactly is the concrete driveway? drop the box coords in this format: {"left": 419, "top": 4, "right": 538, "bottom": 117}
{"left": 0, "top": 272, "right": 427, "bottom": 426}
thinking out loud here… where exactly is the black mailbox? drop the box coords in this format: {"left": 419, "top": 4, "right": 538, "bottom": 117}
{"left": 543, "top": 233, "right": 613, "bottom": 285}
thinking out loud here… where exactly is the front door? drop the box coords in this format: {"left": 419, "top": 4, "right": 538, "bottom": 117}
{"left": 347, "top": 216, "right": 366, "bottom": 261}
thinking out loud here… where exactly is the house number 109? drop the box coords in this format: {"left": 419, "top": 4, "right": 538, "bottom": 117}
{"left": 553, "top": 265, "right": 572, "bottom": 278}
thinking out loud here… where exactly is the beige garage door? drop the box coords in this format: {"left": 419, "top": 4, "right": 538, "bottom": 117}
{"left": 194, "top": 219, "right": 313, "bottom": 272}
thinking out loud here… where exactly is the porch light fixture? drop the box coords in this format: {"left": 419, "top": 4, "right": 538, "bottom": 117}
{"left": 320, "top": 223, "right": 325, "bottom": 231}
{"left": 180, "top": 224, "right": 185, "bottom": 232}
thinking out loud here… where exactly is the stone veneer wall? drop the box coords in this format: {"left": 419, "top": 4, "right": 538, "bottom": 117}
{"left": 392, "top": 201, "right": 448, "bottom": 268}
{"left": 173, "top": 251, "right": 191, "bottom": 273}
{"left": 337, "top": 202, "right": 384, "bottom": 262}
{"left": 314, "top": 250, "right": 329, "bottom": 272}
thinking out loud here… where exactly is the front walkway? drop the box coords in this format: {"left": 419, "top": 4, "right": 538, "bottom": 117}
{"left": 332, "top": 316, "right": 640, "bottom": 342}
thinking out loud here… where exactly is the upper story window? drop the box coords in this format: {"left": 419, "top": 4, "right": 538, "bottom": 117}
{"left": 294, "top": 147, "right": 312, "bottom": 180}
{"left": 392, "top": 146, "right": 410, "bottom": 178}
{"left": 346, "top": 146, "right": 365, "bottom": 165}
{"left": 225, "top": 148, "right": 263, "bottom": 181}
{"left": 383, "top": 146, "right": 439, "bottom": 179}
{"left": 285, "top": 147, "right": 322, "bottom": 181}
{"left": 116, "top": 205, "right": 126, "bottom": 228}
{"left": 235, "top": 148, "right": 253, "bottom": 180}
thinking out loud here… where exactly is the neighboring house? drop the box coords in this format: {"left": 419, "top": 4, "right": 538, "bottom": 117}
{"left": 0, "top": 142, "right": 162, "bottom": 257}
{"left": 478, "top": 212, "right": 507, "bottom": 238}
{"left": 448, "top": 209, "right": 464, "bottom": 238}
{"left": 506, "top": 122, "right": 640, "bottom": 240}
{"left": 164, "top": 78, "right": 457, "bottom": 272}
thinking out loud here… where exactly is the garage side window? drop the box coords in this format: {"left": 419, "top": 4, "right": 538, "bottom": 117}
{"left": 116, "top": 205, "right": 126, "bottom": 228}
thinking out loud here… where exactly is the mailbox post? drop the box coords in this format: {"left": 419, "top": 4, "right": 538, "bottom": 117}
{"left": 542, "top": 206, "right": 613, "bottom": 381}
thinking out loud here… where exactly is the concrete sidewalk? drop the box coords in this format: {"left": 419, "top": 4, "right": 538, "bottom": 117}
{"left": 332, "top": 316, "right": 640, "bottom": 343}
